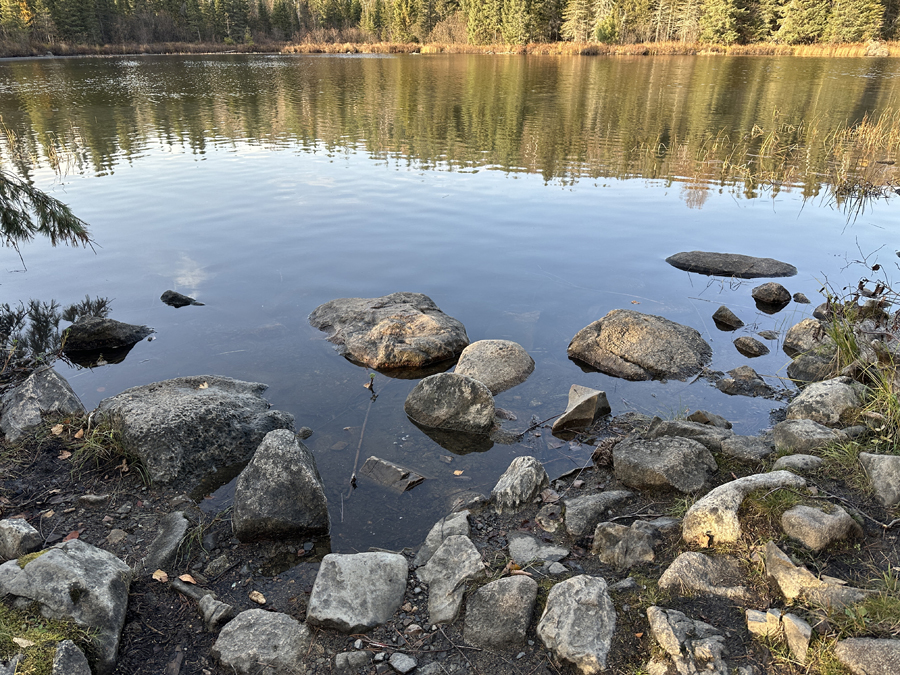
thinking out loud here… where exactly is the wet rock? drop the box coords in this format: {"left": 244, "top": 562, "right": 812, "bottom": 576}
{"left": 98, "top": 375, "right": 294, "bottom": 484}
{"left": 52, "top": 640, "right": 91, "bottom": 675}
{"left": 232, "top": 430, "right": 329, "bottom": 542}
{"left": 160, "top": 290, "right": 203, "bottom": 307}
{"left": 306, "top": 553, "right": 408, "bottom": 632}
{"left": 734, "top": 336, "right": 769, "bottom": 357}
{"left": 834, "top": 637, "right": 900, "bottom": 675}
{"left": 787, "top": 354, "right": 835, "bottom": 384}
{"left": 772, "top": 454, "right": 824, "bottom": 473}
{"left": 686, "top": 410, "right": 732, "bottom": 429}
{"left": 0, "top": 366, "right": 85, "bottom": 442}
{"left": 783, "top": 318, "right": 835, "bottom": 358}
{"left": 62, "top": 316, "right": 153, "bottom": 353}
{"left": 416, "top": 535, "right": 485, "bottom": 624}
{"left": 454, "top": 339, "right": 534, "bottom": 394}
{"left": 793, "top": 292, "right": 811, "bottom": 303}
{"left": 464, "top": 576, "right": 537, "bottom": 649}
{"left": 785, "top": 377, "right": 866, "bottom": 428}
{"left": 491, "top": 456, "right": 549, "bottom": 514}
{"left": 658, "top": 552, "right": 751, "bottom": 603}
{"left": 563, "top": 490, "right": 632, "bottom": 537}
{"left": 551, "top": 384, "right": 611, "bottom": 434}
{"left": 715, "top": 365, "right": 776, "bottom": 398}
{"left": 752, "top": 282, "right": 791, "bottom": 306}
{"left": 0, "top": 539, "right": 131, "bottom": 675}
{"left": 781, "top": 505, "right": 862, "bottom": 551}
{"left": 782, "top": 613, "right": 812, "bottom": 664}
{"left": 568, "top": 309, "right": 712, "bottom": 381}
{"left": 758, "top": 330, "right": 779, "bottom": 340}
{"left": 682, "top": 471, "right": 806, "bottom": 547}
{"left": 359, "top": 456, "right": 425, "bottom": 493}
{"left": 646, "top": 606, "right": 728, "bottom": 675}
{"left": 412, "top": 421, "right": 494, "bottom": 454}
{"left": 137, "top": 511, "right": 189, "bottom": 574}
{"left": 404, "top": 372, "right": 494, "bottom": 435}
{"left": 297, "top": 426, "right": 313, "bottom": 439}
{"left": 212, "top": 609, "right": 311, "bottom": 674}
{"left": 773, "top": 419, "right": 844, "bottom": 453}
{"left": 198, "top": 594, "right": 235, "bottom": 631}
{"left": 765, "top": 541, "right": 868, "bottom": 609}
{"left": 592, "top": 521, "right": 661, "bottom": 571}
{"left": 508, "top": 532, "right": 568, "bottom": 564}
{"left": 412, "top": 510, "right": 470, "bottom": 567}
{"left": 0, "top": 518, "right": 43, "bottom": 560}
{"left": 664, "top": 251, "right": 797, "bottom": 278}
{"left": 712, "top": 306, "right": 744, "bottom": 331}
{"left": 308, "top": 292, "right": 468, "bottom": 369}
{"left": 719, "top": 435, "right": 775, "bottom": 462}
{"left": 858, "top": 453, "right": 900, "bottom": 506}
{"left": 537, "top": 575, "right": 616, "bottom": 674}
{"left": 646, "top": 418, "right": 733, "bottom": 452}
{"left": 614, "top": 436, "right": 717, "bottom": 493}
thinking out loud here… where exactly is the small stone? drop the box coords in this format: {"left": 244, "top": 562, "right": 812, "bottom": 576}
{"left": 752, "top": 282, "right": 791, "bottom": 306}
{"left": 388, "top": 652, "right": 417, "bottom": 674}
{"left": 712, "top": 306, "right": 744, "bottom": 330}
{"left": 793, "top": 293, "right": 810, "bottom": 304}
{"left": 249, "top": 590, "right": 266, "bottom": 605}
{"left": 734, "top": 336, "right": 770, "bottom": 357}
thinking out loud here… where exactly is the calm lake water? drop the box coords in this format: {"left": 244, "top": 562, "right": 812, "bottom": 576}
{"left": 2, "top": 54, "right": 899, "bottom": 553}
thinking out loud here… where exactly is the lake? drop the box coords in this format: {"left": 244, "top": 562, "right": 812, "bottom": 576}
{"left": 1, "top": 53, "right": 899, "bottom": 553}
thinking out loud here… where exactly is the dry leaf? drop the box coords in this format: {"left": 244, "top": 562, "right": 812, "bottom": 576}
{"left": 249, "top": 590, "right": 266, "bottom": 605}
{"left": 453, "top": 470, "right": 464, "bottom": 476}
{"left": 42, "top": 510, "right": 55, "bottom": 519}
{"left": 12, "top": 637, "right": 35, "bottom": 648}
{"left": 198, "top": 382, "right": 209, "bottom": 389}
{"left": 152, "top": 569, "right": 169, "bottom": 583}
{"left": 635, "top": 633, "right": 644, "bottom": 639}
{"left": 117, "top": 458, "right": 129, "bottom": 474}
{"left": 74, "top": 429, "right": 84, "bottom": 439}
{"left": 631, "top": 300, "right": 641, "bottom": 304}
{"left": 58, "top": 450, "right": 72, "bottom": 460}
{"left": 51, "top": 424, "right": 64, "bottom": 435}
{"left": 178, "top": 574, "right": 196, "bottom": 584}
{"left": 63, "top": 530, "right": 81, "bottom": 541}
{"left": 510, "top": 569, "right": 533, "bottom": 577}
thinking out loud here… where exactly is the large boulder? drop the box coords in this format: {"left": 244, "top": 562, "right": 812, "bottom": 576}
{"left": 97, "top": 375, "right": 294, "bottom": 484}
{"left": 614, "top": 436, "right": 717, "bottom": 493}
{"left": 834, "top": 638, "right": 900, "bottom": 675}
{"left": 665, "top": 251, "right": 797, "bottom": 278}
{"left": 0, "top": 366, "right": 84, "bottom": 442}
{"left": 404, "top": 373, "right": 494, "bottom": 435}
{"left": 0, "top": 539, "right": 131, "bottom": 675}
{"left": 785, "top": 377, "right": 866, "bottom": 428}
{"left": 211, "top": 609, "right": 311, "bottom": 674}
{"left": 232, "top": 430, "right": 330, "bottom": 541}
{"left": 454, "top": 340, "right": 534, "bottom": 394}
{"left": 568, "top": 310, "right": 711, "bottom": 381}
{"left": 62, "top": 316, "right": 153, "bottom": 353}
{"left": 308, "top": 292, "right": 469, "bottom": 370}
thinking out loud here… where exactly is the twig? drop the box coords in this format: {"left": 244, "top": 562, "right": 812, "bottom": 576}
{"left": 439, "top": 625, "right": 481, "bottom": 673}
{"left": 523, "top": 412, "right": 564, "bottom": 434}
{"left": 343, "top": 391, "right": 377, "bottom": 500}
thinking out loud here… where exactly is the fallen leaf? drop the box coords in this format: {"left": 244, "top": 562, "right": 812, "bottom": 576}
{"left": 58, "top": 450, "right": 72, "bottom": 460}
{"left": 635, "top": 632, "right": 644, "bottom": 639}
{"left": 74, "top": 429, "right": 84, "bottom": 439}
{"left": 42, "top": 510, "right": 55, "bottom": 519}
{"left": 63, "top": 530, "right": 81, "bottom": 541}
{"left": 12, "top": 637, "right": 35, "bottom": 648}
{"left": 198, "top": 382, "right": 209, "bottom": 389}
{"left": 178, "top": 574, "right": 196, "bottom": 584}
{"left": 117, "top": 458, "right": 129, "bottom": 474}
{"left": 453, "top": 470, "right": 464, "bottom": 476}
{"left": 249, "top": 590, "right": 266, "bottom": 605}
{"left": 152, "top": 569, "right": 169, "bottom": 583}
{"left": 51, "top": 424, "right": 64, "bottom": 435}
{"left": 510, "top": 569, "right": 533, "bottom": 577}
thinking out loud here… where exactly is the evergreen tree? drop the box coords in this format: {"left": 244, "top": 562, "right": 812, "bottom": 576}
{"left": 270, "top": 0, "right": 293, "bottom": 34}
{"left": 500, "top": 0, "right": 532, "bottom": 43}
{"left": 360, "top": 0, "right": 385, "bottom": 36}
{"left": 699, "top": 0, "right": 747, "bottom": 43}
{"left": 592, "top": 0, "right": 617, "bottom": 42}
{"left": 463, "top": 0, "right": 501, "bottom": 43}
{"left": 561, "top": 0, "right": 592, "bottom": 40}
{"left": 390, "top": 0, "right": 416, "bottom": 38}
{"left": 676, "top": 0, "right": 702, "bottom": 41}
{"left": 776, "top": 0, "right": 829, "bottom": 44}
{"left": 827, "top": 0, "right": 883, "bottom": 42}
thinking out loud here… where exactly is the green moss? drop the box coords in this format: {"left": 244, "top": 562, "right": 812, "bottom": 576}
{"left": 16, "top": 550, "right": 48, "bottom": 569}
{"left": 0, "top": 602, "right": 93, "bottom": 675}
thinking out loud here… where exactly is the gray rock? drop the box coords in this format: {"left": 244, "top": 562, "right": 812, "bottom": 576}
{"left": 785, "top": 377, "right": 866, "bottom": 428}
{"left": 782, "top": 612, "right": 812, "bottom": 664}
{"left": 307, "top": 553, "right": 407, "bottom": 633}
{"left": 297, "top": 426, "right": 313, "bottom": 439}
{"left": 781, "top": 505, "right": 862, "bottom": 551}
{"left": 98, "top": 375, "right": 294, "bottom": 484}
{"left": 464, "top": 576, "right": 538, "bottom": 649}
{"left": 712, "top": 306, "right": 744, "bottom": 330}
{"left": 646, "top": 418, "right": 734, "bottom": 452}
{"left": 537, "top": 575, "right": 616, "bottom": 674}
{"left": 359, "top": 456, "right": 425, "bottom": 493}
{"left": 752, "top": 282, "right": 791, "bottom": 306}
{"left": 859, "top": 453, "right": 900, "bottom": 506}
{"left": 614, "top": 436, "right": 717, "bottom": 493}
{"left": 772, "top": 454, "right": 824, "bottom": 473}
{"left": 454, "top": 339, "right": 534, "bottom": 394}
{"left": 719, "top": 435, "right": 775, "bottom": 462}
{"left": 160, "top": 290, "right": 203, "bottom": 308}
{"left": 758, "top": 330, "right": 780, "bottom": 340}
{"left": 745, "top": 609, "right": 779, "bottom": 638}
{"left": 783, "top": 318, "right": 834, "bottom": 358}
{"left": 734, "top": 336, "right": 770, "bottom": 357}
{"left": 658, "top": 552, "right": 751, "bottom": 602}
{"left": 198, "top": 594, "right": 235, "bottom": 631}
{"left": 773, "top": 419, "right": 843, "bottom": 453}
{"left": 765, "top": 541, "right": 868, "bottom": 609}
{"left": 413, "top": 510, "right": 470, "bottom": 567}
{"left": 508, "top": 532, "right": 568, "bottom": 564}
{"left": 564, "top": 490, "right": 633, "bottom": 537}
{"left": 682, "top": 471, "right": 806, "bottom": 547}
{"left": 0, "top": 539, "right": 131, "bottom": 675}
{"left": 715, "top": 365, "right": 776, "bottom": 398}
{"left": 793, "top": 293, "right": 811, "bottom": 304}
{"left": 0, "top": 656, "right": 21, "bottom": 675}
{"left": 0, "top": 518, "right": 43, "bottom": 560}
{"left": 389, "top": 652, "right": 417, "bottom": 674}
{"left": 547, "top": 562, "right": 568, "bottom": 575}
{"left": 551, "top": 384, "right": 611, "bottom": 434}
{"left": 491, "top": 456, "right": 549, "bottom": 514}
{"left": 335, "top": 651, "right": 372, "bottom": 674}
{"left": 592, "top": 521, "right": 660, "bottom": 571}
{"left": 567, "top": 309, "right": 712, "bottom": 381}
{"left": 665, "top": 251, "right": 797, "bottom": 279}
{"left": 404, "top": 372, "right": 494, "bottom": 435}
{"left": 308, "top": 292, "right": 468, "bottom": 369}
{"left": 686, "top": 410, "right": 732, "bottom": 429}
{"left": 137, "top": 511, "right": 188, "bottom": 575}
{"left": 232, "top": 429, "right": 329, "bottom": 541}
{"left": 0, "top": 366, "right": 85, "bottom": 442}
{"left": 416, "top": 535, "right": 485, "bottom": 624}
{"left": 52, "top": 640, "right": 91, "bottom": 675}
{"left": 62, "top": 316, "right": 153, "bottom": 353}
{"left": 787, "top": 354, "right": 835, "bottom": 384}
{"left": 834, "top": 638, "right": 900, "bottom": 675}
{"left": 211, "top": 609, "right": 311, "bottom": 674}
{"left": 647, "top": 606, "right": 728, "bottom": 675}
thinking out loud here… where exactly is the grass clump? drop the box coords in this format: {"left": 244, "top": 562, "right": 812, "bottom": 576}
{"left": 818, "top": 441, "right": 872, "bottom": 495}
{"left": 0, "top": 602, "right": 93, "bottom": 675}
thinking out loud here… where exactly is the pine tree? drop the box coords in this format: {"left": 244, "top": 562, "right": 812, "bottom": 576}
{"left": 592, "top": 0, "right": 618, "bottom": 42}
{"left": 561, "top": 0, "right": 592, "bottom": 40}
{"left": 699, "top": 0, "right": 747, "bottom": 43}
{"left": 390, "top": 0, "right": 416, "bottom": 38}
{"left": 360, "top": 0, "right": 385, "bottom": 36}
{"left": 270, "top": 0, "right": 292, "bottom": 34}
{"left": 776, "top": 0, "right": 830, "bottom": 44}
{"left": 827, "top": 0, "right": 884, "bottom": 42}
{"left": 463, "top": 0, "right": 501, "bottom": 43}
{"left": 501, "top": 0, "right": 532, "bottom": 43}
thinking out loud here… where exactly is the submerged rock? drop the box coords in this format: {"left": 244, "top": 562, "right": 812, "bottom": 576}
{"left": 160, "top": 290, "right": 204, "bottom": 308}
{"left": 665, "top": 251, "right": 797, "bottom": 278}
{"left": 454, "top": 340, "right": 534, "bottom": 394}
{"left": 715, "top": 365, "right": 777, "bottom": 398}
{"left": 404, "top": 372, "right": 494, "bottom": 435}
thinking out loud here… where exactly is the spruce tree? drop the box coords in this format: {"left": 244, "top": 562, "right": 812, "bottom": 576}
{"left": 776, "top": 0, "right": 830, "bottom": 44}
{"left": 463, "top": 0, "right": 501, "bottom": 43}
{"left": 561, "top": 0, "right": 592, "bottom": 40}
{"left": 698, "top": 0, "right": 747, "bottom": 43}
{"left": 827, "top": 0, "right": 884, "bottom": 42}
{"left": 501, "top": 0, "right": 532, "bottom": 43}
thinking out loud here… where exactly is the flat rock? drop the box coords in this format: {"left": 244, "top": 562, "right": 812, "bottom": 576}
{"left": 160, "top": 290, "right": 203, "bottom": 307}
{"left": 564, "top": 490, "right": 633, "bottom": 537}
{"left": 834, "top": 637, "right": 900, "bottom": 675}
{"left": 712, "top": 306, "right": 744, "bottom": 330}
{"left": 508, "top": 532, "right": 568, "bottom": 564}
{"left": 592, "top": 521, "right": 661, "bottom": 571}
{"left": 98, "top": 375, "right": 294, "bottom": 484}
{"left": 537, "top": 575, "right": 616, "bottom": 674}
{"left": 614, "top": 436, "right": 717, "bottom": 493}
{"left": 787, "top": 354, "right": 835, "bottom": 384}
{"left": 752, "top": 282, "right": 791, "bottom": 305}
{"left": 772, "top": 454, "right": 824, "bottom": 473}
{"left": 686, "top": 410, "right": 731, "bottom": 429}
{"left": 413, "top": 510, "right": 470, "bottom": 567}
{"left": 416, "top": 535, "right": 485, "bottom": 624}
{"left": 781, "top": 505, "right": 862, "bottom": 551}
{"left": 682, "top": 471, "right": 806, "bottom": 547}
{"left": 335, "top": 651, "right": 372, "bottom": 674}
{"left": 0, "top": 366, "right": 85, "bottom": 442}
{"left": 785, "top": 377, "right": 866, "bottom": 428}
{"left": 658, "top": 552, "right": 751, "bottom": 602}
{"left": 734, "top": 336, "right": 769, "bottom": 357}
{"left": 212, "top": 609, "right": 311, "bottom": 674}
{"left": 647, "top": 606, "right": 728, "bottom": 675}
{"left": 138, "top": 511, "right": 189, "bottom": 574}
{"left": 783, "top": 318, "right": 834, "bottom": 358}
{"left": 308, "top": 292, "right": 468, "bottom": 369}
{"left": 52, "top": 640, "right": 91, "bottom": 675}
{"left": 719, "top": 435, "right": 775, "bottom": 462}
{"left": 464, "top": 576, "right": 537, "bottom": 649}
{"left": 773, "top": 419, "right": 843, "bottom": 453}
{"left": 551, "top": 384, "right": 611, "bottom": 434}
{"left": 665, "top": 251, "right": 797, "bottom": 279}
{"left": 454, "top": 339, "right": 534, "bottom": 394}
{"left": 765, "top": 541, "right": 868, "bottom": 609}
{"left": 359, "top": 456, "right": 425, "bottom": 493}
{"left": 0, "top": 518, "right": 43, "bottom": 560}
{"left": 715, "top": 365, "right": 776, "bottom": 398}
{"left": 491, "top": 456, "right": 549, "bottom": 514}
{"left": 858, "top": 453, "right": 900, "bottom": 506}
{"left": 646, "top": 418, "right": 733, "bottom": 452}
{"left": 62, "top": 316, "right": 153, "bottom": 353}
{"left": 568, "top": 309, "right": 711, "bottom": 381}
{"left": 404, "top": 372, "right": 495, "bottom": 434}
{"left": 232, "top": 430, "right": 329, "bottom": 541}
{"left": 306, "top": 552, "right": 408, "bottom": 632}
{"left": 389, "top": 653, "right": 417, "bottom": 674}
